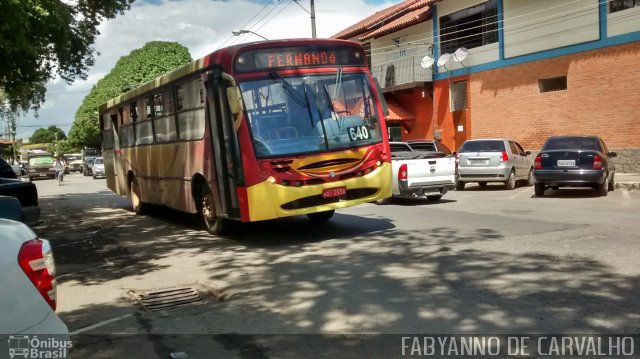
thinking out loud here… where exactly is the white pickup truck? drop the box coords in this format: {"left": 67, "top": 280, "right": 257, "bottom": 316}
{"left": 377, "top": 141, "right": 456, "bottom": 203}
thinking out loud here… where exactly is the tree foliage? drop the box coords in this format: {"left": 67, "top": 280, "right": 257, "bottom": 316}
{"left": 0, "top": 0, "right": 134, "bottom": 114}
{"left": 47, "top": 140, "right": 77, "bottom": 156}
{"left": 30, "top": 125, "right": 67, "bottom": 144}
{"left": 68, "top": 41, "right": 192, "bottom": 148}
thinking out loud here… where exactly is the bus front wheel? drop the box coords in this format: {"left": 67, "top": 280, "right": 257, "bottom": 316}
{"left": 200, "top": 185, "right": 226, "bottom": 235}
{"left": 307, "top": 210, "right": 335, "bottom": 222}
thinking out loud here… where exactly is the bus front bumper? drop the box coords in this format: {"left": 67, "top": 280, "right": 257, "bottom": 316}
{"left": 245, "top": 163, "right": 392, "bottom": 221}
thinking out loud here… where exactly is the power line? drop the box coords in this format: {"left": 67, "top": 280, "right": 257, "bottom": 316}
{"left": 217, "top": 0, "right": 275, "bottom": 50}
{"left": 228, "top": 1, "right": 287, "bottom": 46}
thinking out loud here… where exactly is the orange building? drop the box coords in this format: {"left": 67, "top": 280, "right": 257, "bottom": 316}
{"left": 333, "top": 0, "right": 640, "bottom": 172}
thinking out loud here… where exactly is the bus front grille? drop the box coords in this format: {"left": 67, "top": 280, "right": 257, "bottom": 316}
{"left": 281, "top": 188, "right": 378, "bottom": 210}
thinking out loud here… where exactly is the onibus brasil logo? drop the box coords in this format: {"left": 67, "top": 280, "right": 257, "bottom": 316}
{"left": 7, "top": 335, "right": 72, "bottom": 358}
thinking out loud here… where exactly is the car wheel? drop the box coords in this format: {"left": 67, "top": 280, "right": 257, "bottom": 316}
{"left": 534, "top": 183, "right": 545, "bottom": 197}
{"left": 92, "top": 175, "right": 96, "bottom": 179}
{"left": 426, "top": 195, "right": 442, "bottom": 201}
{"left": 307, "top": 210, "right": 335, "bottom": 221}
{"left": 597, "top": 178, "right": 608, "bottom": 197}
{"left": 478, "top": 182, "right": 487, "bottom": 187}
{"left": 504, "top": 170, "right": 516, "bottom": 190}
{"left": 199, "top": 183, "right": 226, "bottom": 235}
{"left": 455, "top": 181, "right": 465, "bottom": 191}
{"left": 608, "top": 173, "right": 615, "bottom": 192}
{"left": 130, "top": 177, "right": 146, "bottom": 215}
{"left": 526, "top": 168, "right": 534, "bottom": 186}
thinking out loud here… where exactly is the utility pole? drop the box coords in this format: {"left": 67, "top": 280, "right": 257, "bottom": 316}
{"left": 310, "top": 0, "right": 317, "bottom": 38}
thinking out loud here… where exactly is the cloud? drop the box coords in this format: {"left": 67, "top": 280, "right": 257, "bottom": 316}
{"left": 16, "top": 0, "right": 399, "bottom": 139}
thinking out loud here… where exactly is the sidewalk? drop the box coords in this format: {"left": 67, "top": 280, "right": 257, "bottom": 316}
{"left": 616, "top": 173, "right": 640, "bottom": 190}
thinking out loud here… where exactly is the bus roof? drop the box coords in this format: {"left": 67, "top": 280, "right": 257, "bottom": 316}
{"left": 100, "top": 38, "right": 364, "bottom": 111}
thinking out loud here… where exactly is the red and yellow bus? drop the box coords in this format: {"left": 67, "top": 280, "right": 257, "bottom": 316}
{"left": 99, "top": 39, "right": 392, "bottom": 234}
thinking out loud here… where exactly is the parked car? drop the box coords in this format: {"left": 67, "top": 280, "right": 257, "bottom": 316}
{"left": 0, "top": 179, "right": 41, "bottom": 226}
{"left": 0, "top": 217, "right": 69, "bottom": 346}
{"left": 455, "top": 138, "right": 533, "bottom": 190}
{"left": 92, "top": 157, "right": 105, "bottom": 179}
{"left": 532, "top": 136, "right": 616, "bottom": 197}
{"left": 379, "top": 141, "right": 456, "bottom": 203}
{"left": 63, "top": 153, "right": 83, "bottom": 173}
{"left": 27, "top": 153, "right": 56, "bottom": 181}
{"left": 83, "top": 156, "right": 97, "bottom": 176}
{"left": 0, "top": 157, "right": 18, "bottom": 179}
{"left": 0, "top": 159, "right": 41, "bottom": 226}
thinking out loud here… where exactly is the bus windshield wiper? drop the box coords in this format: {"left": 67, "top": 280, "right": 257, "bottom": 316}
{"left": 269, "top": 72, "right": 308, "bottom": 108}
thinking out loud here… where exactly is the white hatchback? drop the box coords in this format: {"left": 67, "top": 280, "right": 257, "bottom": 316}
{"left": 0, "top": 219, "right": 69, "bottom": 356}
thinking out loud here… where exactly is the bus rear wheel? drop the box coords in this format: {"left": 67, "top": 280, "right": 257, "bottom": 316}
{"left": 307, "top": 210, "right": 335, "bottom": 222}
{"left": 130, "top": 178, "right": 146, "bottom": 215}
{"left": 200, "top": 184, "right": 226, "bottom": 235}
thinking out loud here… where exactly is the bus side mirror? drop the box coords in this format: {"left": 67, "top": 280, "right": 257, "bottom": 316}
{"left": 373, "top": 77, "right": 389, "bottom": 117}
{"left": 226, "top": 86, "right": 244, "bottom": 130}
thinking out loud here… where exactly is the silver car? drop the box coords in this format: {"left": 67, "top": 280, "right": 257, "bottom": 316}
{"left": 92, "top": 156, "right": 105, "bottom": 179}
{"left": 0, "top": 215, "right": 69, "bottom": 356}
{"left": 456, "top": 138, "right": 533, "bottom": 190}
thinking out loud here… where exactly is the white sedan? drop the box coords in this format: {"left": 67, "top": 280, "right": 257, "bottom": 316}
{"left": 0, "top": 218, "right": 70, "bottom": 356}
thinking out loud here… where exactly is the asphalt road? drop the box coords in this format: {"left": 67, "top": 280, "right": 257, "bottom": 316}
{"left": 30, "top": 174, "right": 640, "bottom": 358}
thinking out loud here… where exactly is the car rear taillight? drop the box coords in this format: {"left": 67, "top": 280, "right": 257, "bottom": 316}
{"left": 534, "top": 154, "right": 542, "bottom": 170}
{"left": 593, "top": 154, "right": 603, "bottom": 170}
{"left": 398, "top": 163, "right": 408, "bottom": 180}
{"left": 500, "top": 151, "right": 509, "bottom": 162}
{"left": 18, "top": 238, "right": 57, "bottom": 310}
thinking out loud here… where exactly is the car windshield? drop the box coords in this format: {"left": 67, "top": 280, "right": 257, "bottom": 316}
{"left": 29, "top": 156, "right": 53, "bottom": 165}
{"left": 458, "top": 140, "right": 505, "bottom": 153}
{"left": 94, "top": 158, "right": 104, "bottom": 165}
{"left": 64, "top": 155, "right": 81, "bottom": 162}
{"left": 239, "top": 72, "right": 383, "bottom": 158}
{"left": 409, "top": 142, "right": 436, "bottom": 152}
{"left": 543, "top": 137, "right": 599, "bottom": 151}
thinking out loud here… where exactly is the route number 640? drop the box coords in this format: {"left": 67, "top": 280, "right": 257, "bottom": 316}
{"left": 348, "top": 126, "right": 370, "bottom": 141}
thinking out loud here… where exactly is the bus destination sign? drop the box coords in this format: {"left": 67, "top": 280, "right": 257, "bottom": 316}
{"left": 235, "top": 46, "right": 365, "bottom": 73}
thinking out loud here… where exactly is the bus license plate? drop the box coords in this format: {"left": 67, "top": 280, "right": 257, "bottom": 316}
{"left": 322, "top": 187, "right": 346, "bottom": 198}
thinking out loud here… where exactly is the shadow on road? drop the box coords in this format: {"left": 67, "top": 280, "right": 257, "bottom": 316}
{"left": 35, "top": 189, "right": 640, "bottom": 358}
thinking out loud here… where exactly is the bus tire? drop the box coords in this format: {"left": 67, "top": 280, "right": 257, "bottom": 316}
{"left": 200, "top": 184, "right": 226, "bottom": 235}
{"left": 307, "top": 210, "right": 335, "bottom": 222}
{"left": 130, "top": 177, "right": 146, "bottom": 215}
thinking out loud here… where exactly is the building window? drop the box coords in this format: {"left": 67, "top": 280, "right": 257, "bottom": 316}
{"left": 538, "top": 76, "right": 567, "bottom": 93}
{"left": 609, "top": 0, "right": 639, "bottom": 13}
{"left": 440, "top": 0, "right": 498, "bottom": 54}
{"left": 388, "top": 124, "right": 402, "bottom": 142}
{"left": 385, "top": 65, "right": 395, "bottom": 87}
{"left": 450, "top": 80, "right": 468, "bottom": 112}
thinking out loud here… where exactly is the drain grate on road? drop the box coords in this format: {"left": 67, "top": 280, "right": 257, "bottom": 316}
{"left": 131, "top": 287, "right": 205, "bottom": 311}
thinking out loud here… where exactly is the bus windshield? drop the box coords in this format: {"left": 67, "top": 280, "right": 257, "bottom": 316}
{"left": 239, "top": 72, "right": 382, "bottom": 158}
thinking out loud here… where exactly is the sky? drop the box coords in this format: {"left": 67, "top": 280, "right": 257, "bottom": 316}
{"left": 11, "top": 0, "right": 401, "bottom": 140}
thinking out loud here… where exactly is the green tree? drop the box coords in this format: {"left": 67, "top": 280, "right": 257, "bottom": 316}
{"left": 47, "top": 140, "right": 77, "bottom": 156}
{"left": 29, "top": 125, "right": 67, "bottom": 143}
{"left": 68, "top": 41, "right": 192, "bottom": 148}
{"left": 0, "top": 0, "right": 134, "bottom": 114}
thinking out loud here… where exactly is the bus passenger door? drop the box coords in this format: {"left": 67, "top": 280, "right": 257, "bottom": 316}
{"left": 203, "top": 68, "right": 244, "bottom": 220}
{"left": 110, "top": 112, "right": 128, "bottom": 196}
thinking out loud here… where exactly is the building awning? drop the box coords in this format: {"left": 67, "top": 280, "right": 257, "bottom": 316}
{"left": 385, "top": 98, "right": 415, "bottom": 122}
